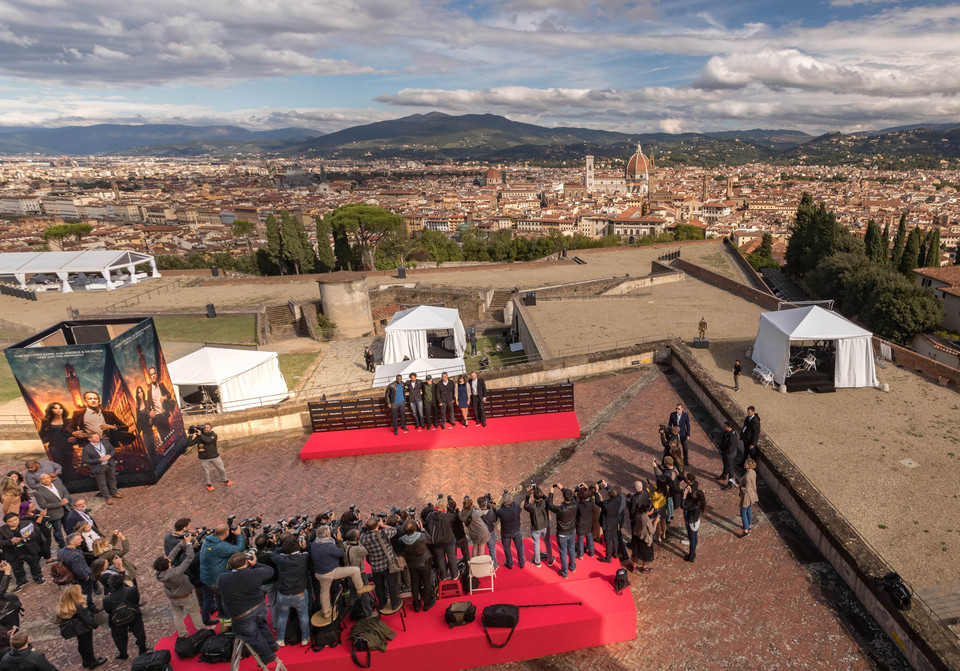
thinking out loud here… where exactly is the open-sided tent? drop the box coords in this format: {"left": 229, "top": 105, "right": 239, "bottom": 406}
{"left": 751, "top": 306, "right": 877, "bottom": 388}
{"left": 167, "top": 347, "right": 288, "bottom": 412}
{"left": 0, "top": 250, "right": 160, "bottom": 292}
{"left": 383, "top": 305, "right": 467, "bottom": 364}
{"left": 372, "top": 356, "right": 466, "bottom": 387}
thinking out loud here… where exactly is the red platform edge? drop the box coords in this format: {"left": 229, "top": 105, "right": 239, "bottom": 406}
{"left": 156, "top": 541, "right": 636, "bottom": 671}
{"left": 299, "top": 411, "right": 581, "bottom": 460}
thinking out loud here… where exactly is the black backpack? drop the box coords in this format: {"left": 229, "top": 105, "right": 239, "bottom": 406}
{"left": 131, "top": 649, "right": 172, "bottom": 671}
{"left": 613, "top": 568, "right": 630, "bottom": 595}
{"left": 109, "top": 601, "right": 139, "bottom": 627}
{"left": 199, "top": 633, "right": 243, "bottom": 664}
{"left": 283, "top": 610, "right": 303, "bottom": 646}
{"left": 174, "top": 628, "right": 214, "bottom": 659}
{"left": 311, "top": 590, "right": 346, "bottom": 652}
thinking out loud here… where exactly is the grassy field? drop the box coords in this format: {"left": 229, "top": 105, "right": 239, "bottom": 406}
{"left": 464, "top": 335, "right": 531, "bottom": 372}
{"left": 0, "top": 358, "right": 20, "bottom": 404}
{"left": 154, "top": 315, "right": 257, "bottom": 344}
{"left": 277, "top": 353, "right": 318, "bottom": 390}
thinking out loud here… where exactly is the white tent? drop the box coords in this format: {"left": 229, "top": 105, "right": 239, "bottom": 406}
{"left": 0, "top": 250, "right": 160, "bottom": 293}
{"left": 372, "top": 356, "right": 466, "bottom": 387}
{"left": 168, "top": 347, "right": 288, "bottom": 412}
{"left": 751, "top": 306, "right": 878, "bottom": 388}
{"left": 383, "top": 305, "right": 467, "bottom": 364}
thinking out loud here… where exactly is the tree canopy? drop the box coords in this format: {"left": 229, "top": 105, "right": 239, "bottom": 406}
{"left": 324, "top": 204, "right": 404, "bottom": 271}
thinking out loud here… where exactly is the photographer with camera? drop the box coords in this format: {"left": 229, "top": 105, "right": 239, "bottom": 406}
{"left": 546, "top": 484, "right": 578, "bottom": 579}
{"left": 0, "top": 513, "right": 45, "bottom": 591}
{"left": 358, "top": 517, "right": 402, "bottom": 615}
{"left": 154, "top": 532, "right": 212, "bottom": 637}
{"left": 199, "top": 524, "right": 245, "bottom": 628}
{"left": 523, "top": 486, "right": 552, "bottom": 567}
{"left": 496, "top": 493, "right": 525, "bottom": 570}
{"left": 398, "top": 519, "right": 434, "bottom": 612}
{"left": 216, "top": 551, "right": 278, "bottom": 666}
{"left": 424, "top": 497, "right": 457, "bottom": 581}
{"left": 310, "top": 526, "right": 374, "bottom": 625}
{"left": 189, "top": 424, "right": 233, "bottom": 492}
{"left": 270, "top": 534, "right": 311, "bottom": 646}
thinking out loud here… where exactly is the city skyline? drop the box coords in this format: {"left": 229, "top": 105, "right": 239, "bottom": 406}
{"left": 0, "top": 1, "right": 959, "bottom": 135}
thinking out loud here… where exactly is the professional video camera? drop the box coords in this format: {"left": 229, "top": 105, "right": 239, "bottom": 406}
{"left": 188, "top": 425, "right": 204, "bottom": 434}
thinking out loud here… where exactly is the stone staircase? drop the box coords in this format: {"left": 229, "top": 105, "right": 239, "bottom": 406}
{"left": 266, "top": 304, "right": 298, "bottom": 338}
{"left": 486, "top": 289, "right": 513, "bottom": 323}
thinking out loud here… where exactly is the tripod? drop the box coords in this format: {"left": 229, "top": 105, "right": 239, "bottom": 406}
{"left": 230, "top": 637, "right": 289, "bottom": 671}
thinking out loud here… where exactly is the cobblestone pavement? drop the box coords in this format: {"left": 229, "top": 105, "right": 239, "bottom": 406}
{"left": 3, "top": 368, "right": 908, "bottom": 671}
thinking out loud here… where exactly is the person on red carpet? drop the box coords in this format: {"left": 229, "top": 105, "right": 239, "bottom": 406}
{"left": 435, "top": 373, "right": 457, "bottom": 429}
{"left": 384, "top": 375, "right": 409, "bottom": 436}
{"left": 546, "top": 485, "right": 577, "bottom": 578}
{"left": 469, "top": 371, "right": 488, "bottom": 427}
{"left": 455, "top": 375, "right": 470, "bottom": 427}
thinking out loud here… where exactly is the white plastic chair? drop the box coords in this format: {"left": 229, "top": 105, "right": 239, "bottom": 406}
{"left": 468, "top": 555, "right": 496, "bottom": 594}
{"left": 759, "top": 368, "right": 775, "bottom": 388}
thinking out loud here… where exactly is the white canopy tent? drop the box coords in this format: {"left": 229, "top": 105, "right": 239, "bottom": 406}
{"left": 382, "top": 305, "right": 467, "bottom": 364}
{"left": 751, "top": 306, "right": 878, "bottom": 388}
{"left": 372, "top": 356, "right": 466, "bottom": 387}
{"left": 0, "top": 250, "right": 160, "bottom": 292}
{"left": 168, "top": 347, "right": 288, "bottom": 412}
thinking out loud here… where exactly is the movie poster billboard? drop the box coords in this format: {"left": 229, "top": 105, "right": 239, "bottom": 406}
{"left": 4, "top": 318, "right": 187, "bottom": 493}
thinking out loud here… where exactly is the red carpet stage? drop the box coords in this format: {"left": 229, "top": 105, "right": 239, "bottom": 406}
{"left": 156, "top": 538, "right": 636, "bottom": 671}
{"left": 299, "top": 412, "right": 581, "bottom": 460}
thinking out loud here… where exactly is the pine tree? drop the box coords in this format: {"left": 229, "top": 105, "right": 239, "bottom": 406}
{"left": 898, "top": 226, "right": 921, "bottom": 276}
{"left": 265, "top": 214, "right": 284, "bottom": 274}
{"left": 315, "top": 215, "right": 336, "bottom": 272}
{"left": 926, "top": 228, "right": 941, "bottom": 267}
{"left": 890, "top": 213, "right": 907, "bottom": 268}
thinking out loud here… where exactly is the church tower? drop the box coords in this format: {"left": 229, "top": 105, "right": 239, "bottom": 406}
{"left": 585, "top": 155, "right": 595, "bottom": 192}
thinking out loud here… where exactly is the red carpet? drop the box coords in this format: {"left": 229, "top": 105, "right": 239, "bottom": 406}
{"left": 156, "top": 539, "right": 636, "bottom": 671}
{"left": 300, "top": 412, "right": 581, "bottom": 460}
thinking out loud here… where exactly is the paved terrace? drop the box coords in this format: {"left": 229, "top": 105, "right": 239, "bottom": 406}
{"left": 3, "top": 368, "right": 908, "bottom": 671}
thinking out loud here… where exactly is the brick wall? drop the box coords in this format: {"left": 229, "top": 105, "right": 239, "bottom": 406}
{"left": 874, "top": 337, "right": 958, "bottom": 388}
{"left": 369, "top": 286, "right": 487, "bottom": 322}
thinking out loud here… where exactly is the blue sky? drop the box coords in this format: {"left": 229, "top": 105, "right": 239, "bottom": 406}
{"left": 1, "top": 0, "right": 959, "bottom": 134}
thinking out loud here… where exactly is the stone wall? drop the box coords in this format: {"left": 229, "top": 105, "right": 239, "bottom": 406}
{"left": 724, "top": 236, "right": 772, "bottom": 292}
{"left": 672, "top": 258, "right": 780, "bottom": 310}
{"left": 369, "top": 285, "right": 488, "bottom": 322}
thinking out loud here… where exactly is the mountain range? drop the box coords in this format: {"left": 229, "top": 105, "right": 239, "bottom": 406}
{"left": 1, "top": 113, "right": 959, "bottom": 168}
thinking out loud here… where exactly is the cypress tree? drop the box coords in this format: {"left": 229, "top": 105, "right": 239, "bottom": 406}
{"left": 880, "top": 221, "right": 890, "bottom": 261}
{"left": 917, "top": 233, "right": 928, "bottom": 269}
{"left": 864, "top": 219, "right": 884, "bottom": 263}
{"left": 279, "top": 211, "right": 313, "bottom": 275}
{"left": 265, "top": 214, "right": 284, "bottom": 275}
{"left": 890, "top": 213, "right": 907, "bottom": 268}
{"left": 926, "top": 228, "right": 941, "bottom": 267}
{"left": 315, "top": 215, "right": 336, "bottom": 272}
{"left": 898, "top": 226, "right": 921, "bottom": 276}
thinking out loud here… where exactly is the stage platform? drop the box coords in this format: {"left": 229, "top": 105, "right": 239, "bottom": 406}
{"left": 300, "top": 411, "right": 582, "bottom": 460}
{"left": 155, "top": 539, "right": 636, "bottom": 671}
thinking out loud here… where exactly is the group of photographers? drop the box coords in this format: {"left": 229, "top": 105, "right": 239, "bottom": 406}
{"left": 153, "top": 463, "right": 714, "bottom": 668}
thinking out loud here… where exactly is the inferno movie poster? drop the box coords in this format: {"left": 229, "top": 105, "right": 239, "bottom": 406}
{"left": 4, "top": 318, "right": 187, "bottom": 493}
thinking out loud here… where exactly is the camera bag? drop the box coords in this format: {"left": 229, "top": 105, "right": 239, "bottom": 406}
{"left": 49, "top": 560, "right": 75, "bottom": 586}
{"left": 131, "top": 649, "right": 172, "bottom": 671}
{"left": 444, "top": 601, "right": 476, "bottom": 628}
{"left": 174, "top": 628, "right": 213, "bottom": 659}
{"left": 199, "top": 633, "right": 246, "bottom": 664}
{"left": 480, "top": 604, "right": 520, "bottom": 648}
{"left": 613, "top": 568, "right": 630, "bottom": 595}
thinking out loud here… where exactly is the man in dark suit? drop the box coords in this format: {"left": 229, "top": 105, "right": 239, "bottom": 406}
{"left": 405, "top": 372, "right": 424, "bottom": 429}
{"left": 65, "top": 497, "right": 101, "bottom": 539}
{"left": 147, "top": 366, "right": 173, "bottom": 439}
{"left": 81, "top": 432, "right": 123, "bottom": 504}
{"left": 435, "top": 372, "right": 457, "bottom": 429}
{"left": 70, "top": 391, "right": 131, "bottom": 446}
{"left": 740, "top": 406, "right": 761, "bottom": 467}
{"left": 717, "top": 421, "right": 741, "bottom": 490}
{"left": 468, "top": 371, "right": 488, "bottom": 427}
{"left": 34, "top": 472, "right": 72, "bottom": 550}
{"left": 668, "top": 402, "right": 692, "bottom": 465}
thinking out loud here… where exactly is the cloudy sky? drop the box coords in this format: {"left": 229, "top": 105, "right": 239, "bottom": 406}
{"left": 1, "top": 0, "right": 958, "bottom": 134}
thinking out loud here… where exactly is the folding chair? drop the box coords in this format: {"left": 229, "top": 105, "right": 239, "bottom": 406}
{"left": 468, "top": 555, "right": 496, "bottom": 595}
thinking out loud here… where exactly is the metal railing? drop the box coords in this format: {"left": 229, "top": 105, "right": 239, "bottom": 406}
{"left": 181, "top": 391, "right": 293, "bottom": 415}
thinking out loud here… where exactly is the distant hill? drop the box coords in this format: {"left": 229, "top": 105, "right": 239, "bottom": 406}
{"left": 0, "top": 124, "right": 322, "bottom": 155}
{"left": 2, "top": 114, "right": 960, "bottom": 169}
